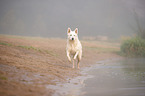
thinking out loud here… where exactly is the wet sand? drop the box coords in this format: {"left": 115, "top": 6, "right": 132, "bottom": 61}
{"left": 0, "top": 35, "right": 121, "bottom": 96}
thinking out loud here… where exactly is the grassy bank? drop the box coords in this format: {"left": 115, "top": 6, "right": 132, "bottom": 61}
{"left": 120, "top": 37, "right": 145, "bottom": 57}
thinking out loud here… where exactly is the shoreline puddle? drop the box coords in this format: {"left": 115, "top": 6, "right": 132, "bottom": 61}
{"left": 45, "top": 71, "right": 94, "bottom": 96}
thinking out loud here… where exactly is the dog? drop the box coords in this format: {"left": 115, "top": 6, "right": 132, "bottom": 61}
{"left": 66, "top": 28, "right": 82, "bottom": 69}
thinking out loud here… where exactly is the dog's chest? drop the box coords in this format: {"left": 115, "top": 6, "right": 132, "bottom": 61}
{"left": 69, "top": 44, "right": 77, "bottom": 54}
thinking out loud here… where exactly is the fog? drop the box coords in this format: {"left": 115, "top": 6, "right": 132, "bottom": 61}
{"left": 0, "top": 0, "right": 145, "bottom": 39}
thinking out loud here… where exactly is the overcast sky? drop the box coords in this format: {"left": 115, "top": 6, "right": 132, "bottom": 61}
{"left": 0, "top": 0, "right": 145, "bottom": 39}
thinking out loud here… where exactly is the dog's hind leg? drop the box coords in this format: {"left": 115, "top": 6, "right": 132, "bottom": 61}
{"left": 77, "top": 60, "right": 80, "bottom": 69}
{"left": 77, "top": 57, "right": 80, "bottom": 69}
{"left": 77, "top": 52, "right": 82, "bottom": 69}
{"left": 73, "top": 59, "right": 75, "bottom": 68}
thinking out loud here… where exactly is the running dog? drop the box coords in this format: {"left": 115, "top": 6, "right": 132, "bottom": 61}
{"left": 66, "top": 28, "right": 82, "bottom": 69}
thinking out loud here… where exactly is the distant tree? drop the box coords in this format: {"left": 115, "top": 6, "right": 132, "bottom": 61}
{"left": 132, "top": 9, "right": 145, "bottom": 39}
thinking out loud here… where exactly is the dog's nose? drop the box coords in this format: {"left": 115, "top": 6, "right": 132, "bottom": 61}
{"left": 72, "top": 38, "right": 74, "bottom": 40}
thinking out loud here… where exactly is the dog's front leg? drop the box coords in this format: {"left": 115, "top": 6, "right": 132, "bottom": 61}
{"left": 74, "top": 51, "right": 79, "bottom": 60}
{"left": 67, "top": 51, "right": 71, "bottom": 62}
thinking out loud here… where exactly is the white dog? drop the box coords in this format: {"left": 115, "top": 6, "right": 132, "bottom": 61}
{"left": 66, "top": 28, "right": 82, "bottom": 69}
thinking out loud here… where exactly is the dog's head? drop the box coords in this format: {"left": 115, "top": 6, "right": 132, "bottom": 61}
{"left": 67, "top": 28, "right": 78, "bottom": 41}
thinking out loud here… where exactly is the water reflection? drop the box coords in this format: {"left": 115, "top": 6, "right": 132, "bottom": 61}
{"left": 81, "top": 58, "right": 145, "bottom": 96}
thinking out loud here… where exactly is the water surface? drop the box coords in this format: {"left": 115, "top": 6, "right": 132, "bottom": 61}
{"left": 81, "top": 58, "right": 145, "bottom": 96}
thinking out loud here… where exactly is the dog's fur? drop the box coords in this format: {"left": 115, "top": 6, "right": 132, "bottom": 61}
{"left": 66, "top": 28, "right": 82, "bottom": 69}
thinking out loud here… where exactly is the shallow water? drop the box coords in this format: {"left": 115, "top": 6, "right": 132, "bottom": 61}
{"left": 81, "top": 58, "right": 145, "bottom": 96}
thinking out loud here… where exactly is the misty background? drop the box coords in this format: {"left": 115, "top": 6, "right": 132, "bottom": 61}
{"left": 0, "top": 0, "right": 145, "bottom": 39}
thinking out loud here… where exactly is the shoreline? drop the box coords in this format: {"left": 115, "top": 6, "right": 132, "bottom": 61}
{"left": 0, "top": 35, "right": 122, "bottom": 96}
{"left": 48, "top": 57, "right": 123, "bottom": 96}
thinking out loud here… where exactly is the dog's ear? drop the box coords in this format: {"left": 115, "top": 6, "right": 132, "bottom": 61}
{"left": 75, "top": 28, "right": 78, "bottom": 34}
{"left": 67, "top": 28, "right": 71, "bottom": 34}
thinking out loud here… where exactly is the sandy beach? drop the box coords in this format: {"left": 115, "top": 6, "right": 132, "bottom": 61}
{"left": 0, "top": 35, "right": 121, "bottom": 96}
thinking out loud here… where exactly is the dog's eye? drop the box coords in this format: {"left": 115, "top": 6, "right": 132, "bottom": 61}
{"left": 74, "top": 35, "right": 75, "bottom": 36}
{"left": 70, "top": 34, "right": 72, "bottom": 36}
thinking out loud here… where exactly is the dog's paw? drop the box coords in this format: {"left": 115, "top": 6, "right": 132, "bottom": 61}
{"left": 78, "top": 66, "right": 80, "bottom": 69}
{"left": 72, "top": 65, "right": 75, "bottom": 68}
